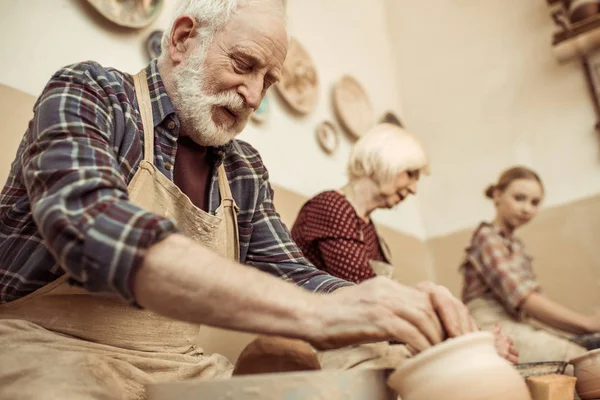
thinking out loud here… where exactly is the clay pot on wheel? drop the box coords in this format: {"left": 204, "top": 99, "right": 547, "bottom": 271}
{"left": 569, "top": 0, "right": 600, "bottom": 24}
{"left": 387, "top": 332, "right": 530, "bottom": 400}
{"left": 570, "top": 349, "right": 600, "bottom": 399}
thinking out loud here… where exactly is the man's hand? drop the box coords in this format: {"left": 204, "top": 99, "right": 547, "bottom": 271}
{"left": 415, "top": 281, "right": 478, "bottom": 338}
{"left": 306, "top": 277, "right": 444, "bottom": 352}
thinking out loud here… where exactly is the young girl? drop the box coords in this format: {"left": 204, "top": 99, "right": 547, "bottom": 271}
{"left": 461, "top": 166, "right": 600, "bottom": 362}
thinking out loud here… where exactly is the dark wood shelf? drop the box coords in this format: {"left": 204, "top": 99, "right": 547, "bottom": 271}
{"left": 552, "top": 13, "right": 600, "bottom": 45}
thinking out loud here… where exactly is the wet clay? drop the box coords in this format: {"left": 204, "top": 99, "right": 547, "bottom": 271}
{"left": 232, "top": 336, "right": 321, "bottom": 376}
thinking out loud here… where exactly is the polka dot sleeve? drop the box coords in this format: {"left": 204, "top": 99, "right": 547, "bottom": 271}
{"left": 318, "top": 238, "right": 376, "bottom": 283}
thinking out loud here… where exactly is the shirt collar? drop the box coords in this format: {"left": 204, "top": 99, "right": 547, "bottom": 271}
{"left": 144, "top": 59, "right": 176, "bottom": 128}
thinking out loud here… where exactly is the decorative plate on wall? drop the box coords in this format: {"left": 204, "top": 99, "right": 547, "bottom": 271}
{"left": 315, "top": 120, "right": 339, "bottom": 154}
{"left": 87, "top": 0, "right": 164, "bottom": 29}
{"left": 275, "top": 37, "right": 319, "bottom": 115}
{"left": 146, "top": 30, "right": 163, "bottom": 60}
{"left": 379, "top": 111, "right": 404, "bottom": 127}
{"left": 251, "top": 95, "right": 271, "bottom": 124}
{"left": 332, "top": 75, "right": 374, "bottom": 139}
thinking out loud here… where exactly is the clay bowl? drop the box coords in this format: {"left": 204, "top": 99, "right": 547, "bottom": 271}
{"left": 515, "top": 361, "right": 568, "bottom": 378}
{"left": 147, "top": 368, "right": 396, "bottom": 400}
{"left": 387, "top": 332, "right": 531, "bottom": 400}
{"left": 570, "top": 349, "right": 600, "bottom": 399}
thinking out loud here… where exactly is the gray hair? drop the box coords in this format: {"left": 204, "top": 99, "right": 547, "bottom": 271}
{"left": 347, "top": 123, "right": 430, "bottom": 185}
{"left": 160, "top": 0, "right": 286, "bottom": 58}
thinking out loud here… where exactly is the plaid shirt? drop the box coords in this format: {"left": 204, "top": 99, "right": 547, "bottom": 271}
{"left": 0, "top": 60, "right": 351, "bottom": 304}
{"left": 460, "top": 222, "right": 540, "bottom": 315}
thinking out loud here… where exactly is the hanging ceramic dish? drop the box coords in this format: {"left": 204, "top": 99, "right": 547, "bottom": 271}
{"left": 569, "top": 0, "right": 600, "bottom": 24}
{"left": 275, "top": 37, "right": 319, "bottom": 115}
{"left": 379, "top": 111, "right": 404, "bottom": 127}
{"left": 87, "top": 0, "right": 164, "bottom": 29}
{"left": 146, "top": 30, "right": 163, "bottom": 60}
{"left": 315, "top": 121, "right": 339, "bottom": 154}
{"left": 251, "top": 95, "right": 271, "bottom": 124}
{"left": 332, "top": 75, "right": 374, "bottom": 139}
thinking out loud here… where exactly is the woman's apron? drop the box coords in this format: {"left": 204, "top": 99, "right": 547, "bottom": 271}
{"left": 369, "top": 227, "right": 395, "bottom": 279}
{"left": 317, "top": 226, "right": 410, "bottom": 373}
{"left": 0, "top": 69, "right": 240, "bottom": 399}
{"left": 464, "top": 254, "right": 586, "bottom": 363}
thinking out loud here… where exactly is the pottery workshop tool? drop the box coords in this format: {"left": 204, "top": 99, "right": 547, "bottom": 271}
{"left": 515, "top": 361, "right": 568, "bottom": 379}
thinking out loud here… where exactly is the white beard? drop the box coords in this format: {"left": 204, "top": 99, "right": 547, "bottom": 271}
{"left": 171, "top": 46, "right": 252, "bottom": 147}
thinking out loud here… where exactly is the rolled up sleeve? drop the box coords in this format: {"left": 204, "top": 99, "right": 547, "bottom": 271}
{"left": 473, "top": 227, "right": 540, "bottom": 313}
{"left": 243, "top": 169, "right": 352, "bottom": 293}
{"left": 21, "top": 70, "right": 178, "bottom": 302}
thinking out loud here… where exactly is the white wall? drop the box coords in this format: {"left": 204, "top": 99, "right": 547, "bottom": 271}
{"left": 385, "top": 0, "right": 600, "bottom": 238}
{"left": 0, "top": 0, "right": 427, "bottom": 239}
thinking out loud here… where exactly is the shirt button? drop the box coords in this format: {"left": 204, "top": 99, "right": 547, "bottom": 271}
{"left": 165, "top": 162, "right": 173, "bottom": 171}
{"left": 167, "top": 120, "right": 176, "bottom": 130}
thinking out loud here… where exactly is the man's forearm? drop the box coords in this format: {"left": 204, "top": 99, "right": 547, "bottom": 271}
{"left": 132, "top": 233, "right": 323, "bottom": 340}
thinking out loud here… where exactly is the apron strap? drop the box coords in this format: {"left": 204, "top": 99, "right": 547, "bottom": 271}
{"left": 373, "top": 226, "right": 393, "bottom": 264}
{"left": 217, "top": 164, "right": 240, "bottom": 262}
{"left": 133, "top": 70, "right": 154, "bottom": 163}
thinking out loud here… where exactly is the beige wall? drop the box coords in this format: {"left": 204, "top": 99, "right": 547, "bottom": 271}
{"left": 0, "top": 0, "right": 427, "bottom": 239}
{"left": 385, "top": 0, "right": 600, "bottom": 238}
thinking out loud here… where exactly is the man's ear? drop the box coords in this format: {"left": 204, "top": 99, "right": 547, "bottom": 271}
{"left": 168, "top": 15, "right": 198, "bottom": 64}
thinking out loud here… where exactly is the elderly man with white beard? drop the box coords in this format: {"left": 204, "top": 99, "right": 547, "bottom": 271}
{"left": 0, "top": 0, "right": 479, "bottom": 398}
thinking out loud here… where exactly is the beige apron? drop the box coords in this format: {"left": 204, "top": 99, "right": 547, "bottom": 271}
{"left": 0, "top": 70, "right": 240, "bottom": 400}
{"left": 318, "top": 228, "right": 408, "bottom": 374}
{"left": 369, "top": 227, "right": 395, "bottom": 279}
{"left": 464, "top": 255, "right": 586, "bottom": 363}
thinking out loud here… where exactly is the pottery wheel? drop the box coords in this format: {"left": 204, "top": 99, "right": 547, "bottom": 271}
{"left": 275, "top": 37, "right": 319, "bottom": 115}
{"left": 333, "top": 75, "right": 374, "bottom": 139}
{"left": 87, "top": 0, "right": 163, "bottom": 29}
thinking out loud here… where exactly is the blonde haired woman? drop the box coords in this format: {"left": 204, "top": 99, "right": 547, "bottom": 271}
{"left": 461, "top": 166, "right": 600, "bottom": 363}
{"left": 291, "top": 123, "right": 429, "bottom": 283}
{"left": 292, "top": 124, "right": 518, "bottom": 363}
